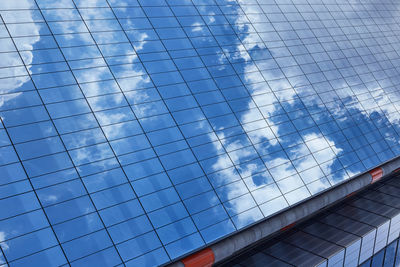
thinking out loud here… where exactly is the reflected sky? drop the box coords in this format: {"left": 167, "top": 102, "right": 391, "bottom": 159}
{"left": 1, "top": 0, "right": 400, "bottom": 265}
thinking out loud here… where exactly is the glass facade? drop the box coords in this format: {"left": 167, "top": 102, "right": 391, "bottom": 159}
{"left": 360, "top": 238, "right": 400, "bottom": 267}
{"left": 0, "top": 0, "right": 400, "bottom": 266}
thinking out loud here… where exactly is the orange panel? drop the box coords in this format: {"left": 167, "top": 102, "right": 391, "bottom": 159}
{"left": 280, "top": 222, "right": 296, "bottom": 232}
{"left": 370, "top": 168, "right": 383, "bottom": 184}
{"left": 182, "top": 248, "right": 215, "bottom": 267}
{"left": 346, "top": 191, "right": 357, "bottom": 198}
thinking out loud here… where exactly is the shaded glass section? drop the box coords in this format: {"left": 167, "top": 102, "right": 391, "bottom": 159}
{"left": 360, "top": 238, "right": 400, "bottom": 267}
{"left": 1, "top": 0, "right": 400, "bottom": 265}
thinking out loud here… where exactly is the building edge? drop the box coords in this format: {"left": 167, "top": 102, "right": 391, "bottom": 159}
{"left": 168, "top": 156, "right": 400, "bottom": 267}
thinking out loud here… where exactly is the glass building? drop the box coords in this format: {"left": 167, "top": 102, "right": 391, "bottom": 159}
{"left": 0, "top": 0, "right": 400, "bottom": 266}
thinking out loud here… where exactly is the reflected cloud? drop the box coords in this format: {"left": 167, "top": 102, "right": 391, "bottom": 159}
{"left": 1, "top": 0, "right": 400, "bottom": 262}
{"left": 210, "top": 151, "right": 261, "bottom": 226}
{"left": 0, "top": 231, "right": 8, "bottom": 251}
{"left": 202, "top": 0, "right": 400, "bottom": 227}
{"left": 42, "top": 195, "right": 58, "bottom": 203}
{"left": 0, "top": 0, "right": 39, "bottom": 99}
{"left": 133, "top": 32, "right": 149, "bottom": 52}
{"left": 191, "top": 22, "right": 204, "bottom": 33}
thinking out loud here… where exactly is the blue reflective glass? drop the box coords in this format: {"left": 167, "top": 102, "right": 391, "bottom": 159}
{"left": 371, "top": 248, "right": 385, "bottom": 267}
{"left": 383, "top": 240, "right": 398, "bottom": 267}
{"left": 1, "top": 0, "right": 400, "bottom": 265}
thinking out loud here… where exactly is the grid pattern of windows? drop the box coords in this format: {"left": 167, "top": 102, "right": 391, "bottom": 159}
{"left": 359, "top": 238, "right": 400, "bottom": 267}
{"left": 1, "top": 0, "right": 400, "bottom": 265}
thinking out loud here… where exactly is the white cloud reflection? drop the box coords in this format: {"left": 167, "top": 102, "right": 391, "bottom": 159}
{"left": 0, "top": 0, "right": 39, "bottom": 107}
{"left": 1, "top": 0, "right": 400, "bottom": 251}
{"left": 204, "top": 1, "right": 400, "bottom": 226}
{"left": 0, "top": 231, "right": 9, "bottom": 252}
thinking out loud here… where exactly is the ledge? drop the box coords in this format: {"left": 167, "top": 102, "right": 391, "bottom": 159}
{"left": 169, "top": 156, "right": 400, "bottom": 267}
